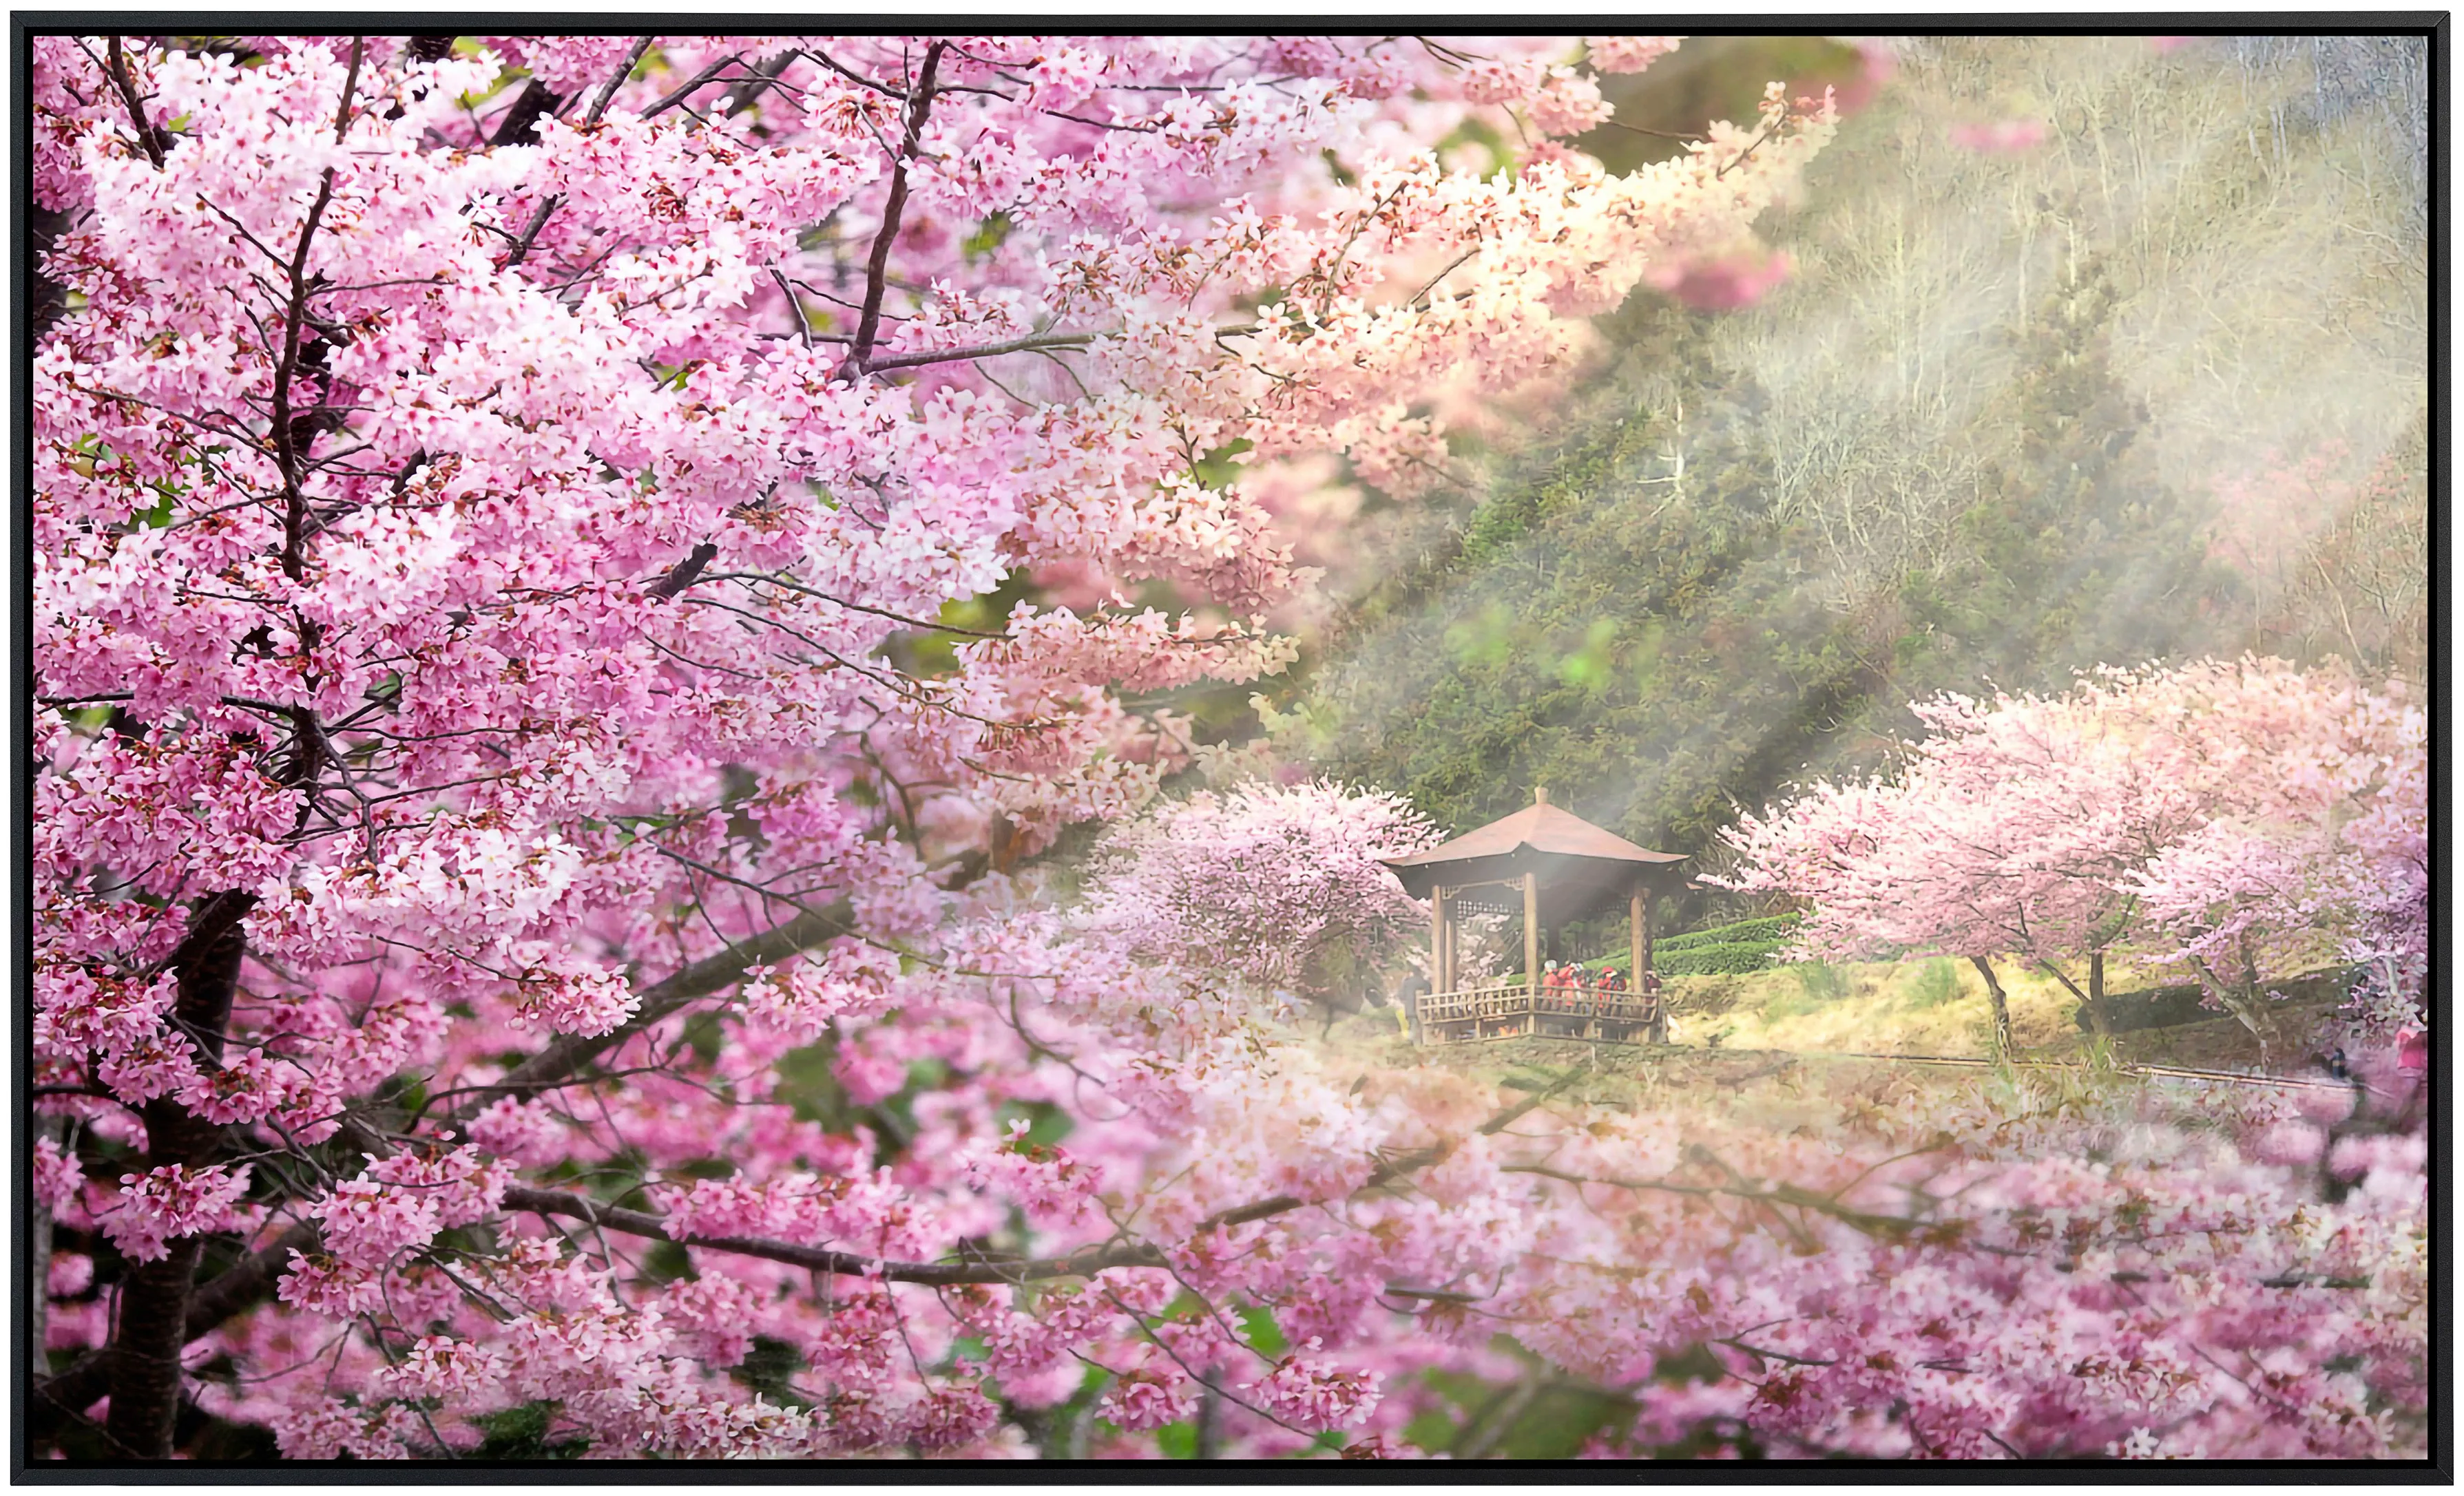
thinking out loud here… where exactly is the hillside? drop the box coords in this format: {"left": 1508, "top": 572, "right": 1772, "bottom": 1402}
{"left": 1270, "top": 37, "right": 2427, "bottom": 930}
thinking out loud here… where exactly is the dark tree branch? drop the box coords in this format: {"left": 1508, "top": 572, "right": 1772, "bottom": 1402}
{"left": 501, "top": 196, "right": 563, "bottom": 271}
{"left": 643, "top": 541, "right": 720, "bottom": 600}
{"left": 443, "top": 900, "right": 856, "bottom": 1125}
{"left": 847, "top": 42, "right": 947, "bottom": 372}
{"left": 495, "top": 41, "right": 647, "bottom": 273}
{"left": 32, "top": 1224, "right": 315, "bottom": 1446}
{"left": 332, "top": 35, "right": 363, "bottom": 141}
{"left": 641, "top": 51, "right": 745, "bottom": 120}
{"left": 724, "top": 50, "right": 802, "bottom": 118}
{"left": 488, "top": 78, "right": 560, "bottom": 147}
{"left": 497, "top": 1079, "right": 1568, "bottom": 1285}
{"left": 586, "top": 36, "right": 656, "bottom": 128}
{"left": 103, "top": 37, "right": 167, "bottom": 168}
{"left": 271, "top": 164, "right": 339, "bottom": 584}
{"left": 708, "top": 571, "right": 1009, "bottom": 638}
{"left": 857, "top": 328, "right": 1097, "bottom": 374}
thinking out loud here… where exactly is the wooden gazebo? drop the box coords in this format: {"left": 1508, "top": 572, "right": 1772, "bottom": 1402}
{"left": 1380, "top": 788, "right": 1687, "bottom": 1045}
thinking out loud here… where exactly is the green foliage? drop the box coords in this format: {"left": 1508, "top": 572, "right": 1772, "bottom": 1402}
{"left": 470, "top": 1401, "right": 590, "bottom": 1460}
{"left": 1191, "top": 439, "right": 1254, "bottom": 489}
{"left": 1236, "top": 1302, "right": 1288, "bottom": 1357}
{"left": 1658, "top": 941, "right": 1783, "bottom": 978}
{"left": 961, "top": 211, "right": 1014, "bottom": 262}
{"left": 774, "top": 1033, "right": 861, "bottom": 1124}
{"left": 640, "top": 1239, "right": 693, "bottom": 1283}
{"left": 1793, "top": 961, "right": 1850, "bottom": 1003}
{"left": 1658, "top": 914, "right": 1802, "bottom": 952}
{"left": 999, "top": 1099, "right": 1076, "bottom": 1148}
{"left": 1403, "top": 1362, "right": 1630, "bottom": 1459}
{"left": 1763, "top": 960, "right": 1849, "bottom": 1020}
{"left": 1903, "top": 957, "right": 1963, "bottom": 1010}
{"left": 731, "top": 1336, "right": 808, "bottom": 1407}
{"left": 1901, "top": 256, "right": 2239, "bottom": 698}
{"left": 1153, "top": 1420, "right": 1199, "bottom": 1459}
{"left": 1585, "top": 914, "right": 1797, "bottom": 976}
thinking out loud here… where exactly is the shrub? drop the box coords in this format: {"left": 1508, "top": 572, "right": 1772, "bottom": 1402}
{"left": 1903, "top": 958, "right": 1963, "bottom": 1009}
{"left": 1658, "top": 942, "right": 1785, "bottom": 978}
{"left": 1658, "top": 914, "right": 1804, "bottom": 953}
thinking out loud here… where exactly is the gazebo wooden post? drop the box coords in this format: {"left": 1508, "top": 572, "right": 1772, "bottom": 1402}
{"left": 1629, "top": 879, "right": 1647, "bottom": 1044}
{"left": 1424, "top": 885, "right": 1445, "bottom": 1045}
{"left": 1521, "top": 870, "right": 1540, "bottom": 1039}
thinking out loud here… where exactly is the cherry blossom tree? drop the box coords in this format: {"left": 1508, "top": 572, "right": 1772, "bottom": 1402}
{"left": 28, "top": 32, "right": 2425, "bottom": 1466}
{"left": 2121, "top": 660, "right": 2426, "bottom": 1034}
{"left": 1074, "top": 779, "right": 1439, "bottom": 1020}
{"left": 1718, "top": 657, "right": 2426, "bottom": 1048}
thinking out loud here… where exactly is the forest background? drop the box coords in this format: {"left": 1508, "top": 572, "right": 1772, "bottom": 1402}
{"left": 1247, "top": 36, "right": 2427, "bottom": 938}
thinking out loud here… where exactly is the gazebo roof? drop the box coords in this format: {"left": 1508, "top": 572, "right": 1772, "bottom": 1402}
{"left": 1386, "top": 799, "right": 1684, "bottom": 871}
{"left": 1379, "top": 789, "right": 1684, "bottom": 904}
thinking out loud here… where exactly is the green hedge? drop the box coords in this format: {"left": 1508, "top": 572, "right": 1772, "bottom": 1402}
{"left": 1658, "top": 942, "right": 1786, "bottom": 977}
{"left": 1658, "top": 914, "right": 1802, "bottom": 954}
{"left": 1578, "top": 914, "right": 1799, "bottom": 979}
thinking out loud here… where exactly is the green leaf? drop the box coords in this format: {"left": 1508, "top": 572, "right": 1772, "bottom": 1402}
{"left": 1154, "top": 1420, "right": 1198, "bottom": 1459}
{"left": 1236, "top": 1302, "right": 1286, "bottom": 1357}
{"left": 470, "top": 1400, "right": 590, "bottom": 1460}
{"left": 962, "top": 212, "right": 1016, "bottom": 262}
{"left": 131, "top": 489, "right": 176, "bottom": 529}
{"left": 1192, "top": 439, "right": 1254, "bottom": 490}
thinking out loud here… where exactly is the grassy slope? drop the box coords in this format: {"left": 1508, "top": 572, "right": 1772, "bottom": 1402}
{"left": 1658, "top": 957, "right": 2346, "bottom": 1068}
{"left": 1665, "top": 958, "right": 2075, "bottom": 1055}
{"left": 1347, "top": 953, "right": 2345, "bottom": 1073}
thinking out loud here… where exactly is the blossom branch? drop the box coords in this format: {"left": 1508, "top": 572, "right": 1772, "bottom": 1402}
{"left": 846, "top": 41, "right": 947, "bottom": 372}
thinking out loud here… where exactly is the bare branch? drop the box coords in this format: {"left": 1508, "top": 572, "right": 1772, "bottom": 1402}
{"left": 858, "top": 328, "right": 1098, "bottom": 374}
{"left": 333, "top": 35, "right": 363, "bottom": 141}
{"left": 443, "top": 900, "right": 855, "bottom": 1125}
{"left": 496, "top": 1079, "right": 1573, "bottom": 1285}
{"left": 847, "top": 42, "right": 948, "bottom": 372}
{"left": 641, "top": 51, "right": 745, "bottom": 119}
{"left": 709, "top": 571, "right": 1010, "bottom": 638}
{"left": 103, "top": 37, "right": 167, "bottom": 168}
{"left": 587, "top": 36, "right": 657, "bottom": 128}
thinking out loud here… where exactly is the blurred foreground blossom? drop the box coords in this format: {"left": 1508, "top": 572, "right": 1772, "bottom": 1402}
{"left": 1949, "top": 118, "right": 2049, "bottom": 152}
{"left": 1586, "top": 35, "right": 1681, "bottom": 73}
{"left": 1645, "top": 242, "right": 1793, "bottom": 310}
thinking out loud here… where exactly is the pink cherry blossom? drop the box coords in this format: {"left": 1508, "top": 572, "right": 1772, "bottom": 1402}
{"left": 1644, "top": 242, "right": 1795, "bottom": 310}
{"left": 103, "top": 1163, "right": 252, "bottom": 1263}
{"left": 1948, "top": 118, "right": 2049, "bottom": 153}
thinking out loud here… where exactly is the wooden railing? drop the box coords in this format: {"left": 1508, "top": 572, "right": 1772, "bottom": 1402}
{"left": 1417, "top": 980, "right": 1663, "bottom": 1043}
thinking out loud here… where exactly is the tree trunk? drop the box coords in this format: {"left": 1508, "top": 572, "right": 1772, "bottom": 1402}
{"left": 2043, "top": 954, "right": 2113, "bottom": 1040}
{"left": 2191, "top": 956, "right": 2266, "bottom": 1039}
{"left": 31, "top": 1114, "right": 61, "bottom": 1378}
{"left": 1968, "top": 956, "right": 2014, "bottom": 1059}
{"left": 1193, "top": 1384, "right": 1222, "bottom": 1460}
{"left": 104, "top": 889, "right": 255, "bottom": 1459}
{"left": 32, "top": 1223, "right": 315, "bottom": 1448}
